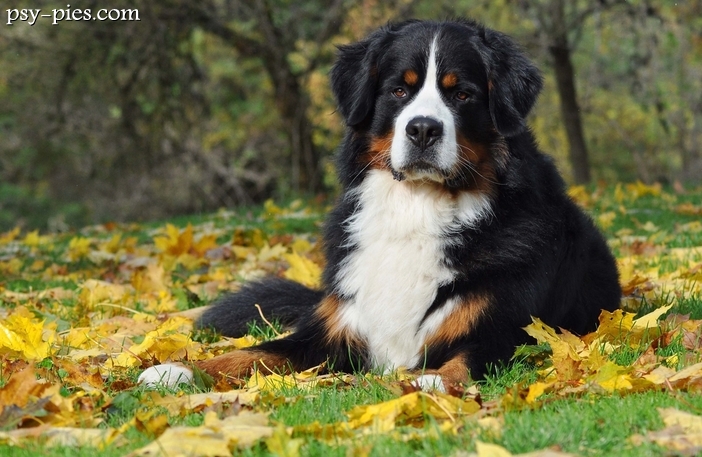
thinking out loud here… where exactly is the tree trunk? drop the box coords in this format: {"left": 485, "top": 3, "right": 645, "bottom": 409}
{"left": 190, "top": 1, "right": 325, "bottom": 194}
{"left": 272, "top": 71, "right": 322, "bottom": 194}
{"left": 548, "top": 1, "right": 592, "bottom": 184}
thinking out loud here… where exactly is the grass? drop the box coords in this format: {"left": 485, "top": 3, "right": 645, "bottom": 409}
{"left": 0, "top": 184, "right": 701, "bottom": 455}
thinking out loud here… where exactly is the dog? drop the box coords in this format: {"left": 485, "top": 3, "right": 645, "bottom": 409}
{"left": 139, "top": 19, "right": 621, "bottom": 392}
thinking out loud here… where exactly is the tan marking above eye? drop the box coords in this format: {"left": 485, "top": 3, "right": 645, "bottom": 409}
{"left": 441, "top": 73, "right": 458, "bottom": 89}
{"left": 403, "top": 70, "right": 419, "bottom": 86}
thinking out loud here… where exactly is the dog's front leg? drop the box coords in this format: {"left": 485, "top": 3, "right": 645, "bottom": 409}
{"left": 413, "top": 353, "right": 471, "bottom": 393}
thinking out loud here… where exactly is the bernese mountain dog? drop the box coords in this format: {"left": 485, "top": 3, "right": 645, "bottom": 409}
{"left": 139, "top": 19, "right": 621, "bottom": 392}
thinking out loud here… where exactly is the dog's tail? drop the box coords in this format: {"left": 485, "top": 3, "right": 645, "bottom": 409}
{"left": 195, "top": 278, "right": 324, "bottom": 337}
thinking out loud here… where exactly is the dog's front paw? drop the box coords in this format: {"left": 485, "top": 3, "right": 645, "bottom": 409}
{"left": 413, "top": 374, "right": 446, "bottom": 393}
{"left": 138, "top": 363, "right": 194, "bottom": 388}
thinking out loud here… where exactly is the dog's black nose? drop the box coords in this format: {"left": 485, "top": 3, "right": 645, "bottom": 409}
{"left": 405, "top": 117, "right": 443, "bottom": 150}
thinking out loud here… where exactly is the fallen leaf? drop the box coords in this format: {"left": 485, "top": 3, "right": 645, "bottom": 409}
{"left": 630, "top": 408, "right": 702, "bottom": 455}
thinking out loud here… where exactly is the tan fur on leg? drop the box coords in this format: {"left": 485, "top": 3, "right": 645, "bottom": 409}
{"left": 196, "top": 350, "right": 290, "bottom": 379}
{"left": 414, "top": 354, "right": 470, "bottom": 392}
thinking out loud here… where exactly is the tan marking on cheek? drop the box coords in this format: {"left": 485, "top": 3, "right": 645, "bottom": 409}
{"left": 360, "top": 133, "right": 394, "bottom": 171}
{"left": 455, "top": 134, "right": 497, "bottom": 196}
{"left": 403, "top": 69, "right": 419, "bottom": 86}
{"left": 196, "top": 350, "right": 290, "bottom": 379}
{"left": 441, "top": 72, "right": 458, "bottom": 89}
{"left": 424, "top": 295, "right": 490, "bottom": 348}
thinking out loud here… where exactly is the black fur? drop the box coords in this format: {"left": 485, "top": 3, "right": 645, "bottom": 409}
{"left": 197, "top": 19, "right": 620, "bottom": 380}
{"left": 197, "top": 278, "right": 323, "bottom": 337}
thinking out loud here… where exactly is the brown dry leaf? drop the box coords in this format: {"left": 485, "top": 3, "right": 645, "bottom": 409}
{"left": 675, "top": 202, "right": 702, "bottom": 216}
{"left": 0, "top": 366, "right": 100, "bottom": 428}
{"left": 0, "top": 366, "right": 52, "bottom": 411}
{"left": 54, "top": 358, "right": 104, "bottom": 389}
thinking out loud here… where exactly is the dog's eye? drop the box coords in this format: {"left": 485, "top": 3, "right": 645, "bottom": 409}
{"left": 392, "top": 88, "right": 407, "bottom": 98}
{"left": 455, "top": 91, "right": 471, "bottom": 101}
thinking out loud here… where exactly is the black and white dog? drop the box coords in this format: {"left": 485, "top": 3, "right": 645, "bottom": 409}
{"left": 140, "top": 19, "right": 620, "bottom": 392}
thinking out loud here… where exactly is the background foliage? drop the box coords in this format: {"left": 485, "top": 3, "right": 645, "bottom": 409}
{"left": 1, "top": 0, "right": 701, "bottom": 230}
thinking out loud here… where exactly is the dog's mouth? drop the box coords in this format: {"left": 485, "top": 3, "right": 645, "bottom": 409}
{"left": 392, "top": 160, "right": 448, "bottom": 182}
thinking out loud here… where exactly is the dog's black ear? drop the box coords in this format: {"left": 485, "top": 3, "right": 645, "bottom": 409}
{"left": 478, "top": 28, "right": 543, "bottom": 137}
{"left": 331, "top": 24, "right": 403, "bottom": 127}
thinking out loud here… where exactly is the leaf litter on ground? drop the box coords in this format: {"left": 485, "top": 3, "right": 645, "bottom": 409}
{"left": 0, "top": 189, "right": 701, "bottom": 455}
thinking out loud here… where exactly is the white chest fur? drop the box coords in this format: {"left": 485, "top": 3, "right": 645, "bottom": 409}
{"left": 334, "top": 170, "right": 491, "bottom": 370}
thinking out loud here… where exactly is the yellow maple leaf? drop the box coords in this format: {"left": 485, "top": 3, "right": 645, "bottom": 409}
{"left": 154, "top": 223, "right": 192, "bottom": 256}
{"left": 0, "top": 258, "right": 23, "bottom": 276}
{"left": 597, "top": 211, "right": 617, "bottom": 229}
{"left": 67, "top": 237, "right": 92, "bottom": 261}
{"left": 524, "top": 318, "right": 583, "bottom": 381}
{"left": 131, "top": 263, "right": 171, "bottom": 294}
{"left": 129, "top": 412, "right": 273, "bottom": 456}
{"left": 475, "top": 441, "right": 513, "bottom": 457}
{"left": 145, "top": 390, "right": 259, "bottom": 415}
{"left": 524, "top": 382, "right": 553, "bottom": 404}
{"left": 593, "top": 362, "right": 635, "bottom": 392}
{"left": 258, "top": 242, "right": 287, "bottom": 262}
{"left": 23, "top": 230, "right": 40, "bottom": 246}
{"left": 0, "top": 227, "right": 20, "bottom": 244}
{"left": 283, "top": 251, "right": 321, "bottom": 288}
{"left": 110, "top": 317, "right": 199, "bottom": 367}
{"left": 567, "top": 185, "right": 592, "bottom": 208}
{"left": 0, "top": 306, "right": 54, "bottom": 360}
{"left": 265, "top": 424, "right": 303, "bottom": 457}
{"left": 100, "top": 233, "right": 123, "bottom": 254}
{"left": 594, "top": 309, "right": 635, "bottom": 342}
{"left": 247, "top": 364, "right": 322, "bottom": 391}
{"left": 263, "top": 199, "right": 284, "bottom": 217}
{"left": 346, "top": 391, "right": 480, "bottom": 432}
{"left": 192, "top": 233, "right": 218, "bottom": 257}
{"left": 626, "top": 181, "right": 661, "bottom": 199}
{"left": 290, "top": 238, "right": 313, "bottom": 254}
{"left": 632, "top": 304, "right": 674, "bottom": 330}
{"left": 79, "top": 279, "right": 133, "bottom": 309}
{"left": 127, "top": 426, "right": 232, "bottom": 457}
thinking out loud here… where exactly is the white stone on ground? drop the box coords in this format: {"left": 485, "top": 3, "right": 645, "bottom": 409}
{"left": 138, "top": 363, "right": 194, "bottom": 388}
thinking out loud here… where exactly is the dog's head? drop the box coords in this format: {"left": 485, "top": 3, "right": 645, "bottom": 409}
{"left": 331, "top": 19, "right": 542, "bottom": 188}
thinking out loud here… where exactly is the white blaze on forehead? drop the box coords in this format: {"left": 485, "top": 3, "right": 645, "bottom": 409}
{"left": 390, "top": 36, "right": 458, "bottom": 175}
